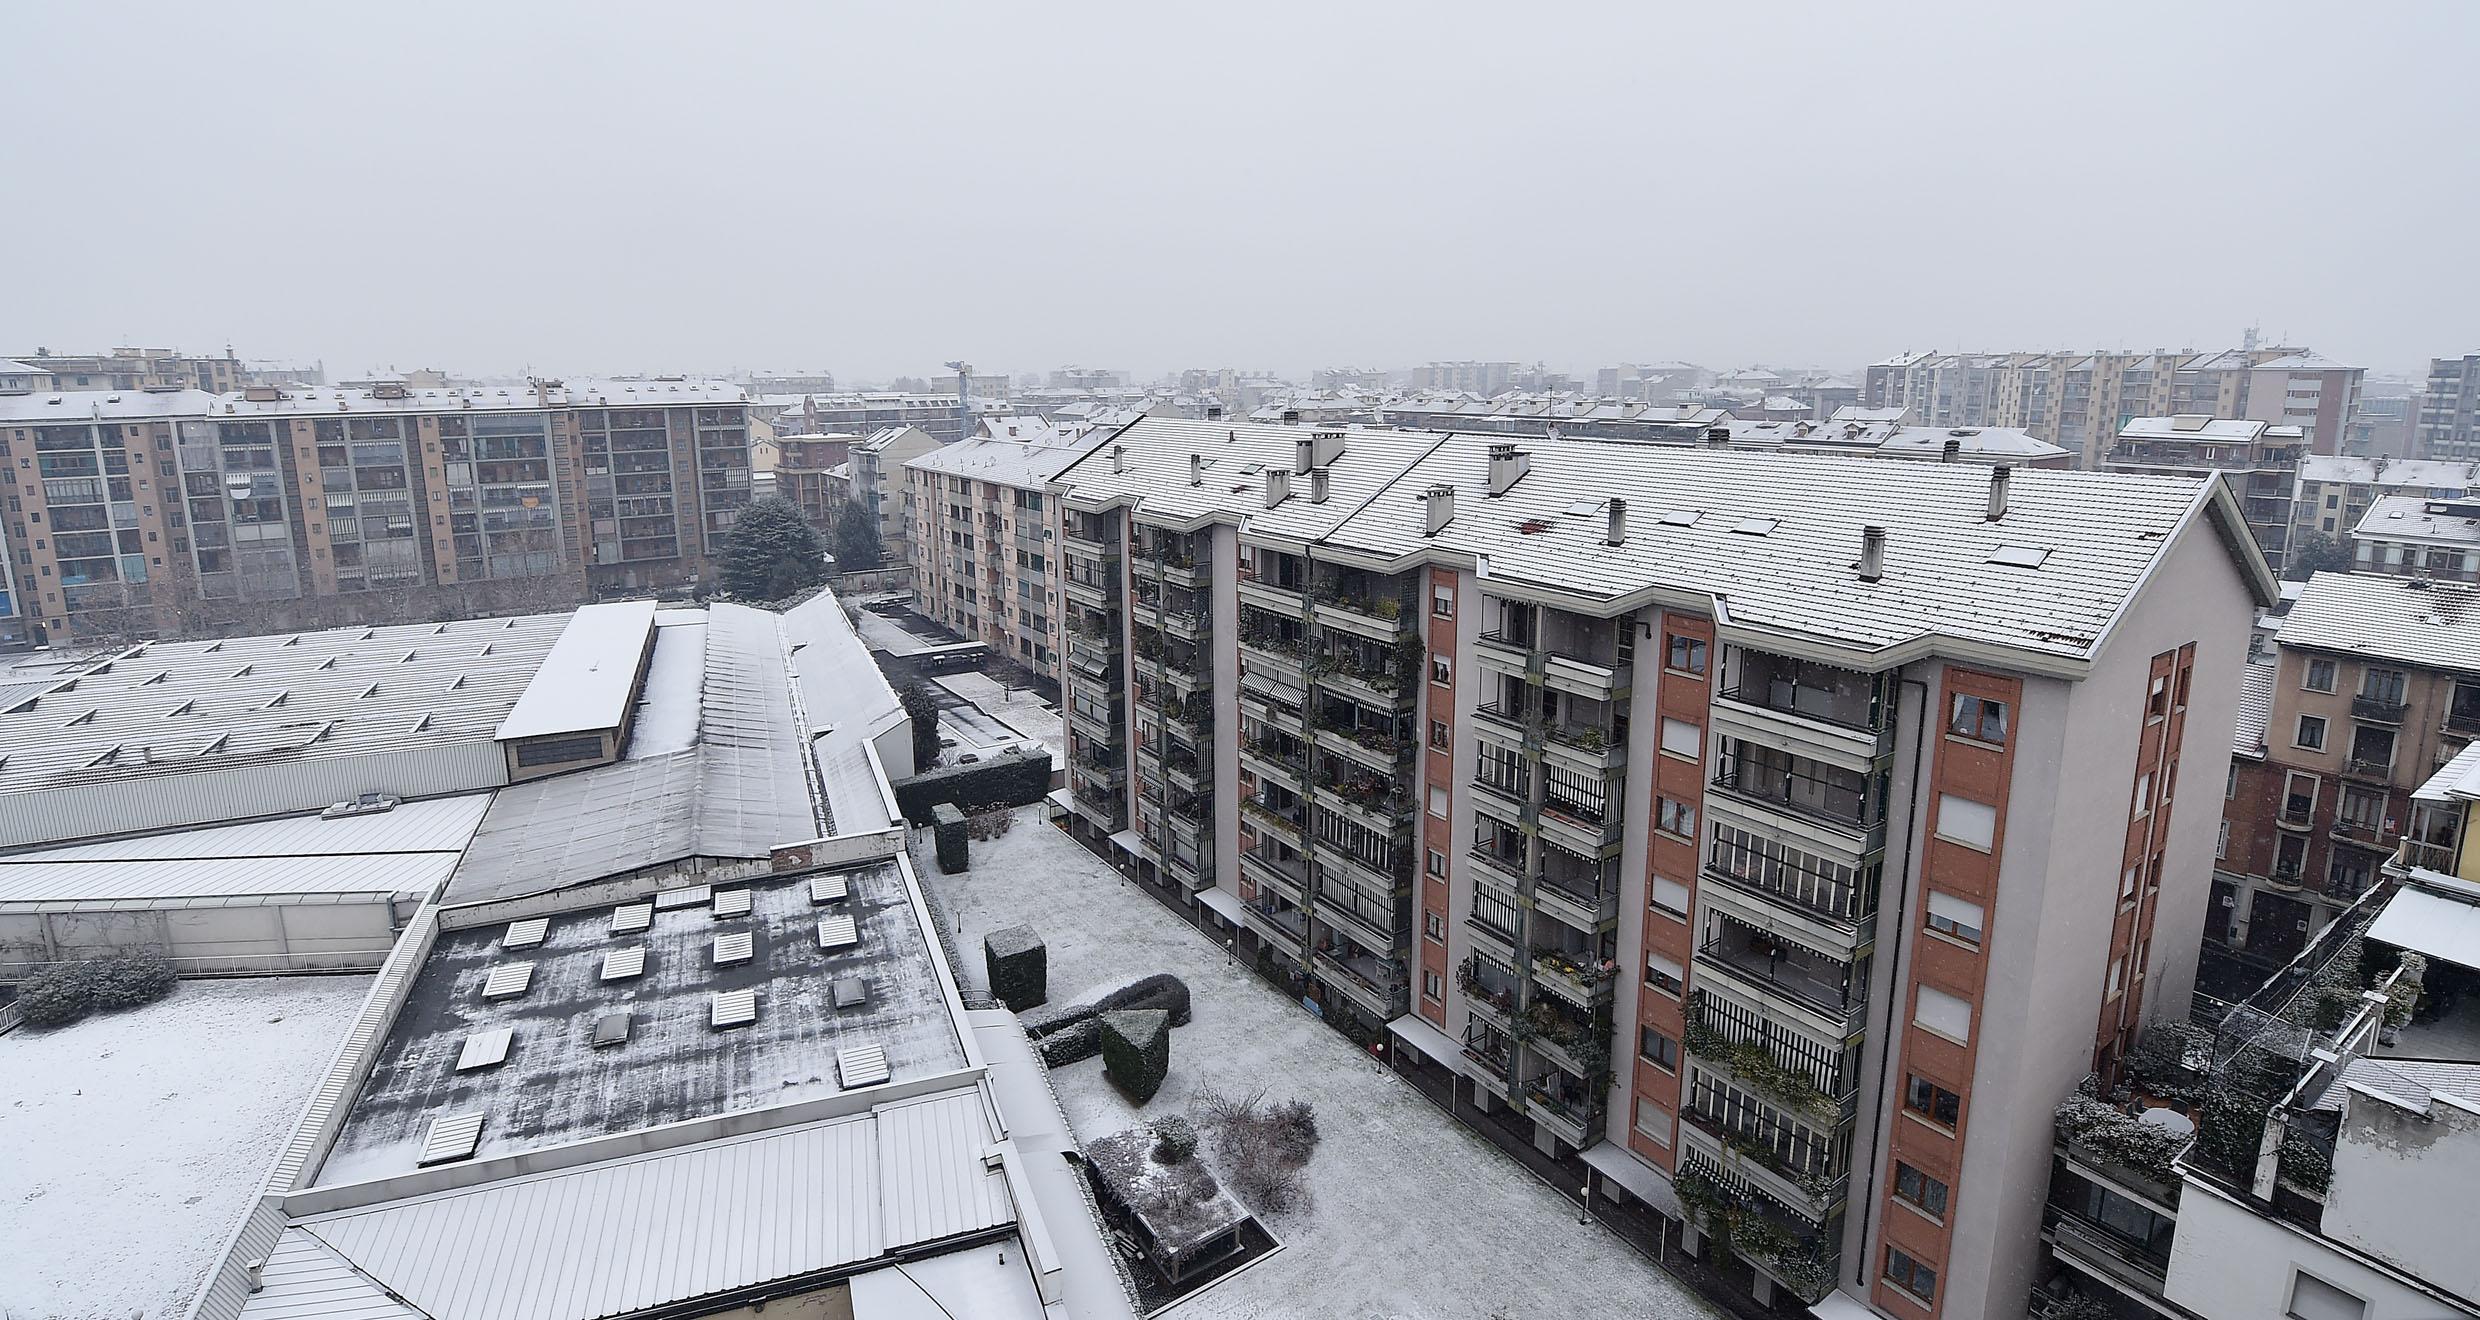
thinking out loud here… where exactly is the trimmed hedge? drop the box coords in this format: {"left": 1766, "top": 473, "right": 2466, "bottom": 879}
{"left": 985, "top": 925, "right": 1047, "bottom": 1011}
{"left": 932, "top": 803, "right": 969, "bottom": 874}
{"left": 1038, "top": 1017, "right": 1104, "bottom": 1067}
{"left": 17, "top": 953, "right": 177, "bottom": 1028}
{"left": 1024, "top": 972, "right": 1192, "bottom": 1040}
{"left": 892, "top": 746, "right": 1052, "bottom": 826}
{"left": 1101, "top": 1009, "right": 1171, "bottom": 1105}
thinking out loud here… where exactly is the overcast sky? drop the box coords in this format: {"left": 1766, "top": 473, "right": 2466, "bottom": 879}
{"left": 2, "top": 1, "right": 2470, "bottom": 385}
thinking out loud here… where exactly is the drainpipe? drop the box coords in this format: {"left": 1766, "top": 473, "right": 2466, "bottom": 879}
{"left": 1855, "top": 673, "right": 1932, "bottom": 1290}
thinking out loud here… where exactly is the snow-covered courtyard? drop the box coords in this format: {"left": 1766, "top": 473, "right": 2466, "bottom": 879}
{"left": 919, "top": 809, "right": 1720, "bottom": 1320}
{"left": 0, "top": 975, "right": 374, "bottom": 1319}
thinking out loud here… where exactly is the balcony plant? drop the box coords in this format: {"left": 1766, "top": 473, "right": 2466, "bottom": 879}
{"left": 2052, "top": 1088, "right": 2186, "bottom": 1182}
{"left": 1683, "top": 1018, "right": 1837, "bottom": 1119}
{"left": 1675, "top": 1170, "right": 1834, "bottom": 1303}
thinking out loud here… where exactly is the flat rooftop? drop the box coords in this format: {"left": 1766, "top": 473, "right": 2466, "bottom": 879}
{"left": 0, "top": 976, "right": 373, "bottom": 1319}
{"left": 317, "top": 858, "right": 966, "bottom": 1185}
{"left": 0, "top": 792, "right": 489, "bottom": 907}
{"left": 493, "top": 600, "right": 658, "bottom": 742}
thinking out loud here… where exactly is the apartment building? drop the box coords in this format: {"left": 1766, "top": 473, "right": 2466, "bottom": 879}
{"left": 2291, "top": 454, "right": 2480, "bottom": 548}
{"left": 905, "top": 429, "right": 1100, "bottom": 683}
{"left": 4, "top": 346, "right": 245, "bottom": 393}
{"left": 2416, "top": 354, "right": 2480, "bottom": 460}
{"left": 803, "top": 392, "right": 989, "bottom": 443}
{"left": 2104, "top": 416, "right": 2308, "bottom": 572}
{"left": 1049, "top": 417, "right": 2272, "bottom": 1319}
{"left": 0, "top": 379, "right": 750, "bottom": 642}
{"left": 2349, "top": 494, "right": 2480, "bottom": 581}
{"left": 2213, "top": 573, "right": 2480, "bottom": 977}
{"left": 774, "top": 431, "right": 856, "bottom": 529}
{"left": 849, "top": 425, "right": 942, "bottom": 565}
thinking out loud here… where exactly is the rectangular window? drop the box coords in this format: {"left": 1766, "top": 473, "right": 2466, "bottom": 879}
{"left": 2286, "top": 1271, "right": 2367, "bottom": 1320}
{"left": 1427, "top": 849, "right": 1446, "bottom": 878}
{"left": 2106, "top": 956, "right": 2125, "bottom": 997}
{"left": 2132, "top": 771, "right": 2153, "bottom": 815}
{"left": 1885, "top": 1247, "right": 1938, "bottom": 1304}
{"left": 1431, "top": 586, "right": 1453, "bottom": 618}
{"left": 1659, "top": 717, "right": 1701, "bottom": 760}
{"left": 1422, "top": 970, "right": 1443, "bottom": 1002}
{"left": 1904, "top": 1075, "right": 1961, "bottom": 1127}
{"left": 1650, "top": 875, "right": 1691, "bottom": 919}
{"left": 1914, "top": 984, "right": 1971, "bottom": 1042}
{"left": 1645, "top": 952, "right": 1684, "bottom": 996}
{"left": 1948, "top": 693, "right": 2008, "bottom": 744}
{"left": 2216, "top": 820, "right": 2229, "bottom": 859}
{"left": 1935, "top": 794, "right": 1996, "bottom": 850}
{"left": 1424, "top": 912, "right": 1445, "bottom": 942}
{"left": 1925, "top": 891, "right": 1983, "bottom": 946}
{"left": 1640, "top": 1027, "right": 1678, "bottom": 1071}
{"left": 1430, "top": 655, "right": 1451, "bottom": 686}
{"left": 1427, "top": 786, "right": 1449, "bottom": 818}
{"left": 1634, "top": 1097, "right": 1673, "bottom": 1146}
{"left": 1430, "top": 718, "right": 1450, "bottom": 751}
{"left": 1656, "top": 796, "right": 1698, "bottom": 839}
{"left": 1893, "top": 1161, "right": 1950, "bottom": 1219}
{"left": 1666, "top": 634, "right": 1708, "bottom": 675}
{"left": 2296, "top": 714, "right": 2328, "bottom": 750}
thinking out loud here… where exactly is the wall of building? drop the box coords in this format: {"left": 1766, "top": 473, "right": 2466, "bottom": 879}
{"left": 2323, "top": 1091, "right": 2480, "bottom": 1303}
{"left": 2165, "top": 1182, "right": 2460, "bottom": 1320}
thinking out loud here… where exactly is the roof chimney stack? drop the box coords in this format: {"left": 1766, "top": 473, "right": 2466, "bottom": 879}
{"left": 1264, "top": 467, "right": 1291, "bottom": 508}
{"left": 1423, "top": 484, "right": 1456, "bottom": 536}
{"left": 1282, "top": 409, "right": 1301, "bottom": 426}
{"left": 1986, "top": 465, "right": 2012, "bottom": 521}
{"left": 1111, "top": 445, "right": 1126, "bottom": 475}
{"left": 1190, "top": 453, "right": 1204, "bottom": 487}
{"left": 1486, "top": 444, "right": 1531, "bottom": 496}
{"left": 1705, "top": 426, "right": 1732, "bottom": 448}
{"left": 1310, "top": 467, "right": 1331, "bottom": 503}
{"left": 1605, "top": 498, "right": 1628, "bottom": 547}
{"left": 1311, "top": 427, "right": 1346, "bottom": 467}
{"left": 1205, "top": 404, "right": 1223, "bottom": 421}
{"left": 1859, "top": 526, "right": 1887, "bottom": 582}
{"left": 1941, "top": 437, "right": 1961, "bottom": 463}
{"left": 1294, "top": 436, "right": 1315, "bottom": 474}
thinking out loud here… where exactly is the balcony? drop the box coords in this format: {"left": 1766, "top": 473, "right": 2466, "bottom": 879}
{"left": 2344, "top": 754, "right": 2396, "bottom": 781}
{"left": 1314, "top": 945, "right": 1403, "bottom": 1015}
{"left": 1533, "top": 872, "right": 1619, "bottom": 934}
{"left": 1312, "top": 721, "right": 1404, "bottom": 772}
{"left": 1312, "top": 774, "right": 1414, "bottom": 829}
{"left": 1695, "top": 921, "right": 1866, "bottom": 1035}
{"left": 2044, "top": 1206, "right": 2173, "bottom": 1305}
{"left": 1066, "top": 634, "right": 1121, "bottom": 679}
{"left": 1472, "top": 701, "right": 1532, "bottom": 739}
{"left": 2396, "top": 837, "right": 2457, "bottom": 873}
{"left": 1310, "top": 654, "right": 1404, "bottom": 708}
{"left": 1711, "top": 748, "right": 1880, "bottom": 839}
{"left": 1241, "top": 900, "right": 1308, "bottom": 952}
{"left": 1463, "top": 1019, "right": 1514, "bottom": 1082}
{"left": 1675, "top": 1117, "right": 1840, "bottom": 1225}
{"left": 1469, "top": 847, "right": 1529, "bottom": 889}
{"left": 1236, "top": 575, "right": 1303, "bottom": 615}
{"left": 2353, "top": 694, "right": 2409, "bottom": 725}
{"left": 1522, "top": 1080, "right": 1597, "bottom": 1148}
{"left": 1531, "top": 948, "right": 1618, "bottom": 1007}
{"left": 1536, "top": 795, "right": 1621, "bottom": 852}
{"left": 1241, "top": 847, "right": 1309, "bottom": 903}
{"left": 1703, "top": 838, "right": 1875, "bottom": 930}
{"left": 2446, "top": 706, "right": 2480, "bottom": 736}
{"left": 1240, "top": 736, "right": 1307, "bottom": 787}
{"left": 1465, "top": 909, "right": 1520, "bottom": 960}
{"left": 1543, "top": 720, "right": 1626, "bottom": 770}
{"left": 1471, "top": 771, "right": 1529, "bottom": 812}
{"left": 1061, "top": 563, "right": 1121, "bottom": 609}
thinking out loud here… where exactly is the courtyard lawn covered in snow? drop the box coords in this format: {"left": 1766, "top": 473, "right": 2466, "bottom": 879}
{"left": 918, "top": 809, "right": 1719, "bottom": 1320}
{"left": 0, "top": 974, "right": 373, "bottom": 1319}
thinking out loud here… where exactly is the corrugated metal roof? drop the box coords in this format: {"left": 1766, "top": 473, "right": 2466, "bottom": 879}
{"left": 2278, "top": 572, "right": 2480, "bottom": 674}
{"left": 305, "top": 1095, "right": 1005, "bottom": 1320}
{"left": 234, "top": 1228, "right": 425, "bottom": 1320}
{"left": 2234, "top": 660, "right": 2276, "bottom": 757}
{"left": 4, "top": 792, "right": 490, "bottom": 861}
{"left": 494, "top": 601, "right": 659, "bottom": 741}
{"left": 0, "top": 793, "right": 489, "bottom": 907}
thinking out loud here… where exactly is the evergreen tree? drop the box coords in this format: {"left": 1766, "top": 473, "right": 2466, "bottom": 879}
{"left": 833, "top": 499, "right": 885, "bottom": 571}
{"left": 899, "top": 678, "right": 942, "bottom": 769}
{"left": 2285, "top": 532, "right": 2351, "bottom": 581}
{"left": 719, "top": 495, "right": 829, "bottom": 601}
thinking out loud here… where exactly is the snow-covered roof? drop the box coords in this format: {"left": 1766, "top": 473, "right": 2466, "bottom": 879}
{"left": 215, "top": 378, "right": 747, "bottom": 417}
{"left": 906, "top": 432, "right": 1104, "bottom": 490}
{"left": 2117, "top": 414, "right": 2277, "bottom": 444}
{"left": 2353, "top": 494, "right": 2480, "bottom": 548}
{"left": 2298, "top": 455, "right": 2480, "bottom": 491}
{"left": 2365, "top": 880, "right": 2480, "bottom": 974}
{"left": 0, "top": 387, "right": 221, "bottom": 420}
{"left": 493, "top": 600, "right": 658, "bottom": 742}
{"left": 2277, "top": 572, "right": 2480, "bottom": 673}
{"left": 2415, "top": 741, "right": 2480, "bottom": 804}
{"left": 0, "top": 793, "right": 489, "bottom": 908}
{"left": 2254, "top": 350, "right": 2359, "bottom": 373}
{"left": 2234, "top": 660, "right": 2275, "bottom": 758}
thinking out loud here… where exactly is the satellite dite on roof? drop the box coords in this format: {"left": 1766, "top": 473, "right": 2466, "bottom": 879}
{"left": 817, "top": 913, "right": 859, "bottom": 950}
{"left": 601, "top": 945, "right": 647, "bottom": 981}
{"left": 809, "top": 874, "right": 848, "bottom": 904}
{"left": 655, "top": 884, "right": 712, "bottom": 911}
{"left": 502, "top": 917, "right": 549, "bottom": 950}
{"left": 713, "top": 931, "right": 755, "bottom": 966}
{"left": 711, "top": 987, "right": 758, "bottom": 1029}
{"left": 456, "top": 1027, "right": 514, "bottom": 1071}
{"left": 712, "top": 888, "right": 752, "bottom": 919}
{"left": 590, "top": 1010, "right": 631, "bottom": 1049}
{"left": 417, "top": 1112, "right": 486, "bottom": 1166}
{"left": 480, "top": 962, "right": 534, "bottom": 1000}
{"left": 836, "top": 1042, "right": 890, "bottom": 1089}
{"left": 610, "top": 902, "right": 653, "bottom": 935}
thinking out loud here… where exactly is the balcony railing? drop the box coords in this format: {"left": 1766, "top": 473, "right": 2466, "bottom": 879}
{"left": 1703, "top": 851, "right": 1872, "bottom": 927}
{"left": 1711, "top": 758, "right": 1878, "bottom": 834}
{"left": 2353, "top": 694, "right": 2409, "bottom": 724}
{"left": 2344, "top": 754, "right": 2396, "bottom": 780}
{"left": 1697, "top": 931, "right": 1864, "bottom": 1023}
{"left": 2446, "top": 707, "right": 2480, "bottom": 735}
{"left": 1720, "top": 680, "right": 1879, "bottom": 733}
{"left": 2396, "top": 837, "right": 2457, "bottom": 872}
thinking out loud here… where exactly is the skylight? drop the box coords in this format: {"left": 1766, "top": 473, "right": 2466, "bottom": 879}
{"left": 1659, "top": 509, "right": 1699, "bottom": 526}
{"left": 455, "top": 1027, "right": 514, "bottom": 1072}
{"left": 1731, "top": 517, "right": 1779, "bottom": 536}
{"left": 1988, "top": 545, "right": 2052, "bottom": 568}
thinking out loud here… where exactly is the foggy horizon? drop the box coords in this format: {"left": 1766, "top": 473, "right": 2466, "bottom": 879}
{"left": 3, "top": 0, "right": 2472, "bottom": 384}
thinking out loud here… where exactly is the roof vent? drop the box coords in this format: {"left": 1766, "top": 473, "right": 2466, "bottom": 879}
{"left": 1111, "top": 445, "right": 1127, "bottom": 474}
{"left": 1310, "top": 467, "right": 1331, "bottom": 503}
{"left": 1423, "top": 484, "right": 1456, "bottom": 536}
{"left": 712, "top": 888, "right": 752, "bottom": 919}
{"left": 1986, "top": 465, "right": 2013, "bottom": 520}
{"left": 456, "top": 1027, "right": 514, "bottom": 1072}
{"left": 1705, "top": 426, "right": 1731, "bottom": 448}
{"left": 480, "top": 962, "right": 535, "bottom": 1000}
{"left": 1206, "top": 404, "right": 1223, "bottom": 420}
{"left": 610, "top": 902, "right": 653, "bottom": 935}
{"left": 601, "top": 945, "right": 647, "bottom": 981}
{"left": 654, "top": 885, "right": 711, "bottom": 910}
{"left": 1941, "top": 437, "right": 1961, "bottom": 463}
{"left": 502, "top": 918, "right": 548, "bottom": 950}
{"left": 590, "top": 1011, "right": 631, "bottom": 1049}
{"left": 837, "top": 1043, "right": 891, "bottom": 1089}
{"left": 713, "top": 931, "right": 755, "bottom": 966}
{"left": 711, "top": 988, "right": 759, "bottom": 1030}
{"left": 810, "top": 874, "right": 849, "bottom": 904}
{"left": 1311, "top": 428, "right": 1346, "bottom": 467}
{"left": 1282, "top": 409, "right": 1301, "bottom": 426}
{"left": 1294, "top": 436, "right": 1315, "bottom": 474}
{"left": 832, "top": 976, "right": 869, "bottom": 1009}
{"left": 1858, "top": 526, "right": 1887, "bottom": 582}
{"left": 1190, "top": 453, "right": 1204, "bottom": 487}
{"left": 1486, "top": 444, "right": 1531, "bottom": 496}
{"left": 818, "top": 913, "right": 860, "bottom": 949}
{"left": 1605, "top": 499, "right": 1628, "bottom": 547}
{"left": 417, "top": 1112, "right": 486, "bottom": 1166}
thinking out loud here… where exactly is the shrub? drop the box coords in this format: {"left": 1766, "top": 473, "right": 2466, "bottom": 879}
{"left": 1037, "top": 1017, "right": 1102, "bottom": 1067}
{"left": 1190, "top": 1088, "right": 1320, "bottom": 1215}
{"left": 932, "top": 803, "right": 970, "bottom": 874}
{"left": 1266, "top": 1099, "right": 1320, "bottom": 1166}
{"left": 1100, "top": 1009, "right": 1171, "bottom": 1105}
{"left": 89, "top": 953, "right": 175, "bottom": 1010}
{"left": 983, "top": 925, "right": 1047, "bottom": 1012}
{"left": 1151, "top": 1116, "right": 1199, "bottom": 1164}
{"left": 16, "top": 953, "right": 177, "bottom": 1027}
{"left": 1024, "top": 972, "right": 1192, "bottom": 1039}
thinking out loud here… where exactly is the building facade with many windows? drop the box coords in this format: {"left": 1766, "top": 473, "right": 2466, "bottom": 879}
{"left": 903, "top": 430, "right": 1100, "bottom": 682}
{"left": 1049, "top": 417, "right": 2272, "bottom": 1319}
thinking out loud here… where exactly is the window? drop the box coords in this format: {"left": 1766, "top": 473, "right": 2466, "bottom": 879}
{"left": 2133, "top": 771, "right": 2153, "bottom": 815}
{"left": 1634, "top": 1097, "right": 1673, "bottom": 1146}
{"left": 1935, "top": 794, "right": 1996, "bottom": 850}
{"left": 1645, "top": 952, "right": 1684, "bottom": 996}
{"left": 2350, "top": 724, "right": 2395, "bottom": 770}
{"left": 2105, "top": 956, "right": 2125, "bottom": 997}
{"left": 1427, "top": 786, "right": 1449, "bottom": 818}
{"left": 1656, "top": 796, "right": 1697, "bottom": 839}
{"left": 1666, "top": 633, "right": 1708, "bottom": 675}
{"left": 1427, "top": 848, "right": 1446, "bottom": 878}
{"left": 1431, "top": 585, "right": 1454, "bottom": 618}
{"left": 1422, "top": 970, "right": 1443, "bottom": 1001}
{"left": 2216, "top": 820, "right": 2229, "bottom": 859}
{"left": 2285, "top": 1271, "right": 2367, "bottom": 1320}
{"left": 1424, "top": 912, "right": 1445, "bottom": 942}
{"left": 1893, "top": 1161, "right": 1949, "bottom": 1219}
{"left": 2283, "top": 771, "right": 2321, "bottom": 822}
{"left": 2304, "top": 657, "right": 2337, "bottom": 692}
{"left": 1430, "top": 655, "right": 1451, "bottom": 686}
{"left": 1640, "top": 1027, "right": 1678, "bottom": 1071}
{"left": 1948, "top": 693, "right": 2008, "bottom": 744}
{"left": 1429, "top": 718, "right": 1450, "bottom": 751}
{"left": 1904, "top": 1075, "right": 1960, "bottom": 1127}
{"left": 1651, "top": 875, "right": 1691, "bottom": 919}
{"left": 1659, "top": 717, "right": 1701, "bottom": 759}
{"left": 2147, "top": 674, "right": 2170, "bottom": 718}
{"left": 1885, "top": 1247, "right": 1937, "bottom": 1304}
{"left": 2337, "top": 785, "right": 2385, "bottom": 832}
{"left": 1925, "top": 891, "right": 1983, "bottom": 946}
{"left": 2361, "top": 667, "right": 2406, "bottom": 703}
{"left": 1914, "top": 984, "right": 1971, "bottom": 1042}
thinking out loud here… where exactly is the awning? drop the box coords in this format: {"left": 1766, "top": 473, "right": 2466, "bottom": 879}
{"left": 2366, "top": 883, "right": 2480, "bottom": 972}
{"left": 1806, "top": 1289, "right": 1879, "bottom": 1320}
{"left": 1581, "top": 1142, "right": 1682, "bottom": 1218}
{"left": 1195, "top": 885, "right": 1245, "bottom": 927}
{"left": 1044, "top": 788, "right": 1073, "bottom": 813}
{"left": 1105, "top": 829, "right": 1158, "bottom": 865}
{"left": 1386, "top": 1013, "right": 1466, "bottom": 1075}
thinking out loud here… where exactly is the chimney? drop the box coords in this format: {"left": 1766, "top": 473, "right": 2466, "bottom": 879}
{"left": 1282, "top": 409, "right": 1301, "bottom": 426}
{"left": 1941, "top": 437, "right": 1961, "bottom": 463}
{"left": 1265, "top": 468, "right": 1291, "bottom": 508}
{"left": 1312, "top": 427, "right": 1346, "bottom": 466}
{"left": 1310, "top": 467, "right": 1331, "bottom": 503}
{"left": 1858, "top": 526, "right": 1887, "bottom": 582}
{"left": 1294, "top": 437, "right": 1315, "bottom": 474}
{"left": 1111, "top": 445, "right": 1126, "bottom": 474}
{"left": 1189, "top": 453, "right": 1204, "bottom": 487}
{"left": 1485, "top": 444, "right": 1531, "bottom": 496}
{"left": 1986, "top": 465, "right": 2013, "bottom": 520}
{"left": 1206, "top": 404, "right": 1223, "bottom": 420}
{"left": 1705, "top": 426, "right": 1731, "bottom": 448}
{"left": 1423, "top": 483, "right": 1456, "bottom": 536}
{"left": 244, "top": 1258, "right": 267, "bottom": 1294}
{"left": 1604, "top": 498, "right": 1628, "bottom": 547}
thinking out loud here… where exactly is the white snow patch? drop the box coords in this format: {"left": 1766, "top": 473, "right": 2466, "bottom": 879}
{"left": 626, "top": 619, "right": 707, "bottom": 757}
{"left": 918, "top": 814, "right": 1720, "bottom": 1320}
{"left": 0, "top": 975, "right": 374, "bottom": 1319}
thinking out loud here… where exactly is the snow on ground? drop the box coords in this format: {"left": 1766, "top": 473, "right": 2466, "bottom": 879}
{"left": 918, "top": 811, "right": 1719, "bottom": 1320}
{"left": 0, "top": 975, "right": 374, "bottom": 1320}
{"left": 932, "top": 672, "right": 1065, "bottom": 764}
{"left": 625, "top": 619, "right": 706, "bottom": 757}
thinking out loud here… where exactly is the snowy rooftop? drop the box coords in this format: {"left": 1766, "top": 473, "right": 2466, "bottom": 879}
{"left": 1726, "top": 417, "right": 2065, "bottom": 461}
{"left": 0, "top": 387, "right": 222, "bottom": 420}
{"left": 2277, "top": 572, "right": 2480, "bottom": 673}
{"left": 0, "top": 379, "right": 747, "bottom": 423}
{"left": 2116, "top": 414, "right": 2293, "bottom": 445}
{"left": 493, "top": 599, "right": 658, "bottom": 742}
{"left": 0, "top": 976, "right": 374, "bottom": 1320}
{"left": 2233, "top": 660, "right": 2276, "bottom": 759}
{"left": 906, "top": 431, "right": 1105, "bottom": 490}
{"left": 2298, "top": 455, "right": 2480, "bottom": 490}
{"left": 317, "top": 858, "right": 965, "bottom": 1184}
{"left": 2354, "top": 493, "right": 2480, "bottom": 548}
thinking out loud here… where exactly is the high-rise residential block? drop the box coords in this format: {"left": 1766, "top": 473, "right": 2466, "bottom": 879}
{"left": 904, "top": 428, "right": 1100, "bottom": 681}
{"left": 2416, "top": 354, "right": 2480, "bottom": 460}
